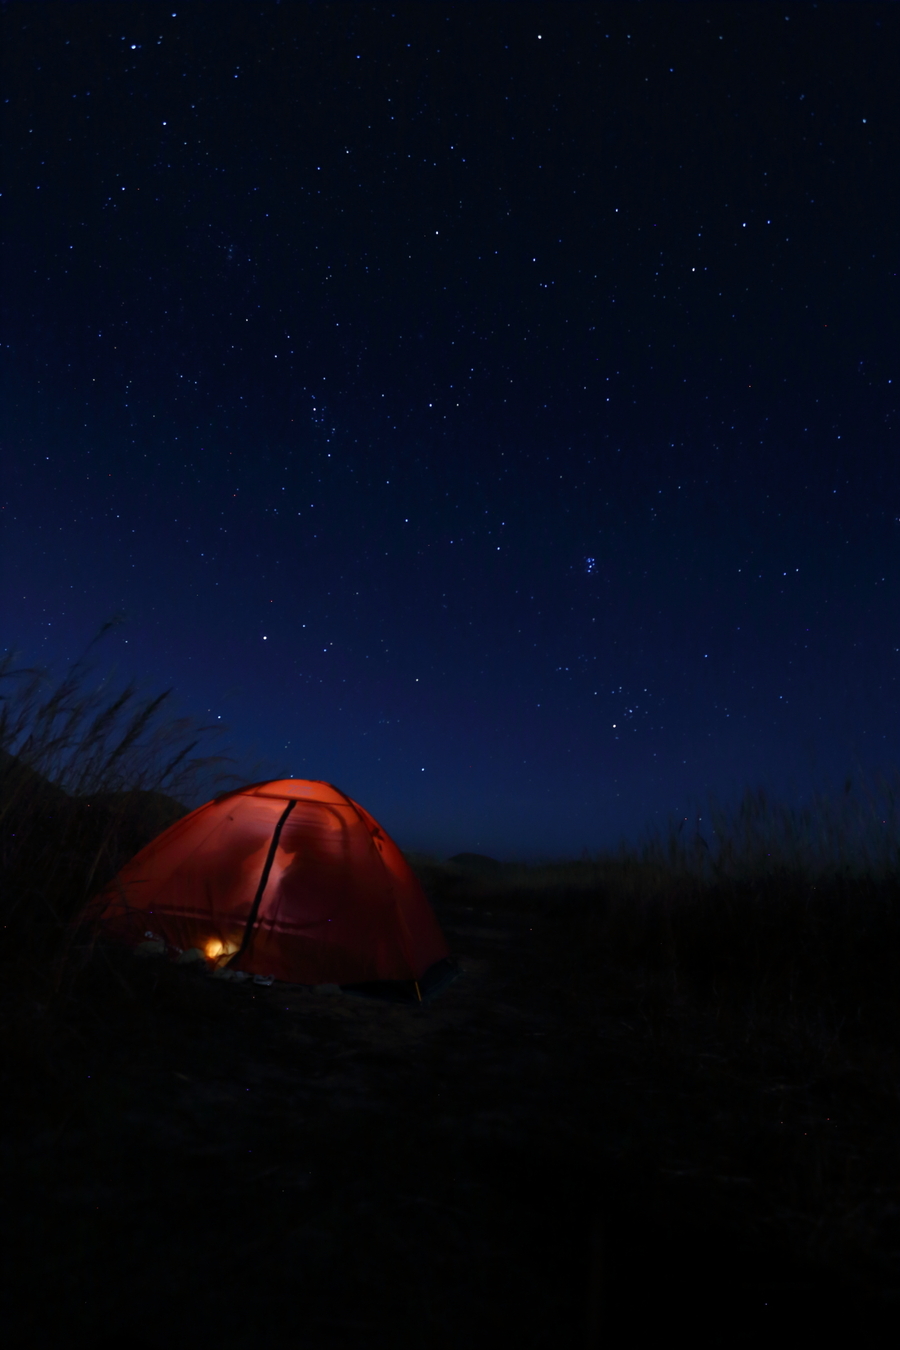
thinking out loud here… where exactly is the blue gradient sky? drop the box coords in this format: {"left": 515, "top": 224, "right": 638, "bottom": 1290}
{"left": 3, "top": 3, "right": 898, "bottom": 857}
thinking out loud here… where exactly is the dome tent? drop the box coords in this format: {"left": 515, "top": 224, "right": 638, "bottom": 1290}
{"left": 84, "top": 779, "right": 453, "bottom": 999}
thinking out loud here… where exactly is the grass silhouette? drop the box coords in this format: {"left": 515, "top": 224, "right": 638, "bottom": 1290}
{"left": 0, "top": 626, "right": 232, "bottom": 970}
{"left": 1, "top": 638, "right": 898, "bottom": 1345}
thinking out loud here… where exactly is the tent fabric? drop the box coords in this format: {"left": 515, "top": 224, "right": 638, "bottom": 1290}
{"left": 84, "top": 779, "right": 450, "bottom": 986}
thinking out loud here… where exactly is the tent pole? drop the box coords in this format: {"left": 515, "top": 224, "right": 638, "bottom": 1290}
{"left": 229, "top": 798, "right": 298, "bottom": 965}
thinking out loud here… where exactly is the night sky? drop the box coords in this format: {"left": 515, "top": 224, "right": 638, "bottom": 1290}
{"left": 2, "top": 3, "right": 898, "bottom": 859}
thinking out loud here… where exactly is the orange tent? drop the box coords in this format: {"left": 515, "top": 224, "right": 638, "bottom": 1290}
{"left": 85, "top": 779, "right": 451, "bottom": 994}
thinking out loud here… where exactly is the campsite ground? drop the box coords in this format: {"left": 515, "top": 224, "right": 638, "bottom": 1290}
{"left": 3, "top": 861, "right": 896, "bottom": 1348}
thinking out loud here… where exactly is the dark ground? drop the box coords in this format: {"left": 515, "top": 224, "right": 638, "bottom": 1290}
{"left": 1, "top": 877, "right": 896, "bottom": 1349}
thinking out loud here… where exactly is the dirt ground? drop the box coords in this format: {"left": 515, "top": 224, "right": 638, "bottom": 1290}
{"left": 1, "top": 890, "right": 890, "bottom": 1349}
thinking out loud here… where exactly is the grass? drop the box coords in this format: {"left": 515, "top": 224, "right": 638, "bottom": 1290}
{"left": 0, "top": 629, "right": 230, "bottom": 968}
{"left": 415, "top": 794, "right": 900, "bottom": 1305}
{"left": 2, "top": 642, "right": 900, "bottom": 1344}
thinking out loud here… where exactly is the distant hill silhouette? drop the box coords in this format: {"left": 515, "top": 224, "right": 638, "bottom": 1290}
{"left": 446, "top": 852, "right": 503, "bottom": 871}
{"left": 1, "top": 749, "right": 188, "bottom": 923}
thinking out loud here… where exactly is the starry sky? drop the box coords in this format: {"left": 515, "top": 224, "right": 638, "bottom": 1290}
{"left": 2, "top": 2, "right": 898, "bottom": 859}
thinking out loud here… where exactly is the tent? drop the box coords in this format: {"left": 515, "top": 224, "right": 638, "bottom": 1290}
{"left": 84, "top": 779, "right": 452, "bottom": 997}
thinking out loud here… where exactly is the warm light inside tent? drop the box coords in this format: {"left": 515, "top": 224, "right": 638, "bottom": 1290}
{"left": 204, "top": 938, "right": 238, "bottom": 961}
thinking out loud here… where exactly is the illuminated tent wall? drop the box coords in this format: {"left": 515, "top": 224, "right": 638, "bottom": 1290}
{"left": 84, "top": 779, "right": 452, "bottom": 996}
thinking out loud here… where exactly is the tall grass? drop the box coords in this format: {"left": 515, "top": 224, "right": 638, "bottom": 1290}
{"left": 413, "top": 776, "right": 900, "bottom": 1040}
{"left": 418, "top": 774, "right": 900, "bottom": 896}
{"left": 656, "top": 777, "right": 900, "bottom": 884}
{"left": 0, "top": 628, "right": 233, "bottom": 966}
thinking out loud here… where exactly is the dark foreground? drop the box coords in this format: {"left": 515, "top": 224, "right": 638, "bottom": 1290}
{"left": 2, "top": 877, "right": 898, "bottom": 1349}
